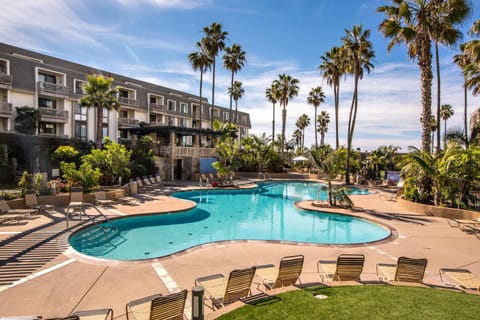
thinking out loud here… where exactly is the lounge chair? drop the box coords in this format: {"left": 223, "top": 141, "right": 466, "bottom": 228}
{"left": 24, "top": 191, "right": 55, "bottom": 213}
{"left": 439, "top": 268, "right": 480, "bottom": 291}
{"left": 318, "top": 254, "right": 365, "bottom": 282}
{"left": 43, "top": 308, "right": 113, "bottom": 320}
{"left": 136, "top": 177, "right": 154, "bottom": 190}
{"left": 376, "top": 256, "right": 428, "bottom": 283}
{"left": 195, "top": 267, "right": 256, "bottom": 310}
{"left": 255, "top": 255, "right": 304, "bottom": 290}
{"left": 94, "top": 191, "right": 115, "bottom": 207}
{"left": 448, "top": 217, "right": 480, "bottom": 231}
{"left": 0, "top": 200, "right": 38, "bottom": 218}
{"left": 125, "top": 289, "right": 187, "bottom": 320}
{"left": 67, "top": 187, "right": 86, "bottom": 217}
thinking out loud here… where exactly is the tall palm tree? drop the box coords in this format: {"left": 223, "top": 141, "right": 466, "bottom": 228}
{"left": 453, "top": 45, "right": 472, "bottom": 148}
{"left": 80, "top": 75, "right": 120, "bottom": 149}
{"left": 430, "top": 115, "right": 437, "bottom": 154}
{"left": 228, "top": 80, "right": 244, "bottom": 124}
{"left": 202, "top": 22, "right": 228, "bottom": 129}
{"left": 342, "top": 24, "right": 375, "bottom": 185}
{"left": 317, "top": 110, "right": 330, "bottom": 146}
{"left": 440, "top": 104, "right": 454, "bottom": 149}
{"left": 223, "top": 44, "right": 246, "bottom": 124}
{"left": 273, "top": 73, "right": 300, "bottom": 160}
{"left": 292, "top": 129, "right": 302, "bottom": 151}
{"left": 429, "top": 0, "right": 471, "bottom": 154}
{"left": 463, "top": 19, "right": 480, "bottom": 95}
{"left": 295, "top": 114, "right": 310, "bottom": 152}
{"left": 319, "top": 46, "right": 346, "bottom": 150}
{"left": 188, "top": 41, "right": 213, "bottom": 129}
{"left": 378, "top": 0, "right": 435, "bottom": 153}
{"left": 307, "top": 86, "right": 326, "bottom": 149}
{"left": 266, "top": 82, "right": 280, "bottom": 149}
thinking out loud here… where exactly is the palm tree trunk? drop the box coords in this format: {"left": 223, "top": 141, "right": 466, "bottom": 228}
{"left": 199, "top": 69, "right": 203, "bottom": 130}
{"left": 419, "top": 33, "right": 433, "bottom": 153}
{"left": 464, "top": 77, "right": 469, "bottom": 148}
{"left": 96, "top": 105, "right": 103, "bottom": 149}
{"left": 321, "top": 132, "right": 325, "bottom": 146}
{"left": 314, "top": 105, "right": 318, "bottom": 149}
{"left": 435, "top": 42, "right": 441, "bottom": 154}
{"left": 345, "top": 70, "right": 359, "bottom": 185}
{"left": 228, "top": 71, "right": 234, "bottom": 124}
{"left": 272, "top": 102, "right": 275, "bottom": 150}
{"left": 443, "top": 119, "right": 447, "bottom": 149}
{"left": 210, "top": 57, "right": 216, "bottom": 130}
{"left": 281, "top": 106, "right": 286, "bottom": 161}
{"left": 335, "top": 82, "right": 340, "bottom": 150}
{"left": 234, "top": 99, "right": 238, "bottom": 124}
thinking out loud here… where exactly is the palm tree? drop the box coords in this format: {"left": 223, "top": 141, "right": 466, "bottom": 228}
{"left": 266, "top": 82, "right": 279, "bottom": 149}
{"left": 429, "top": 0, "right": 471, "bottom": 154}
{"left": 463, "top": 19, "right": 480, "bottom": 96}
{"left": 453, "top": 45, "right": 473, "bottom": 148}
{"left": 228, "top": 80, "right": 244, "bottom": 124}
{"left": 319, "top": 46, "right": 346, "bottom": 150}
{"left": 296, "top": 114, "right": 310, "bottom": 152}
{"left": 378, "top": 1, "right": 434, "bottom": 153}
{"left": 80, "top": 75, "right": 120, "bottom": 149}
{"left": 202, "top": 22, "right": 228, "bottom": 129}
{"left": 317, "top": 110, "right": 330, "bottom": 146}
{"left": 342, "top": 24, "right": 375, "bottom": 185}
{"left": 292, "top": 129, "right": 302, "bottom": 151}
{"left": 440, "top": 104, "right": 454, "bottom": 149}
{"left": 223, "top": 44, "right": 246, "bottom": 124}
{"left": 273, "top": 73, "right": 300, "bottom": 160}
{"left": 307, "top": 86, "right": 326, "bottom": 149}
{"left": 188, "top": 41, "right": 213, "bottom": 129}
{"left": 430, "top": 115, "right": 437, "bottom": 154}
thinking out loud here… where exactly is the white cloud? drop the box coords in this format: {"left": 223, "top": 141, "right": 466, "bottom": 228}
{"left": 115, "top": 0, "right": 212, "bottom": 10}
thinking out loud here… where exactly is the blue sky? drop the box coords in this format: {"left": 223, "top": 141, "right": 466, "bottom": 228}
{"left": 1, "top": 0, "right": 479, "bottom": 151}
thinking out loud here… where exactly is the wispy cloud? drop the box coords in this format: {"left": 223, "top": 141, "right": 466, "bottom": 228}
{"left": 115, "top": 0, "right": 212, "bottom": 10}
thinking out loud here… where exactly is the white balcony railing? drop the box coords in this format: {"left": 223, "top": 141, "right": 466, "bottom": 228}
{"left": 37, "top": 81, "right": 69, "bottom": 96}
{"left": 0, "top": 102, "right": 13, "bottom": 114}
{"left": 118, "top": 96, "right": 137, "bottom": 107}
{"left": 157, "top": 146, "right": 218, "bottom": 158}
{"left": 38, "top": 107, "right": 68, "bottom": 122}
{"left": 118, "top": 118, "right": 139, "bottom": 127}
{"left": 0, "top": 73, "right": 12, "bottom": 86}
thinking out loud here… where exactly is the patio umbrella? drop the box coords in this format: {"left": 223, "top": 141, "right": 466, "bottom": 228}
{"left": 292, "top": 156, "right": 309, "bottom": 161}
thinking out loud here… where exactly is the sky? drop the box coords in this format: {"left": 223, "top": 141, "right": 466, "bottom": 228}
{"left": 0, "top": 0, "right": 479, "bottom": 152}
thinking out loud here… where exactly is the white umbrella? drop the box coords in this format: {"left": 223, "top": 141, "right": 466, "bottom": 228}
{"left": 292, "top": 156, "right": 309, "bottom": 161}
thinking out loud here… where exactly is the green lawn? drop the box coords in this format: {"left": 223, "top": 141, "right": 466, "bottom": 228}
{"left": 218, "top": 285, "right": 480, "bottom": 320}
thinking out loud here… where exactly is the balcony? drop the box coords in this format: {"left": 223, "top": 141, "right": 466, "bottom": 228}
{"left": 38, "top": 107, "right": 68, "bottom": 123}
{"left": 118, "top": 118, "right": 139, "bottom": 127}
{"left": 157, "top": 146, "right": 218, "bottom": 158}
{"left": 118, "top": 96, "right": 137, "bottom": 107}
{"left": 38, "top": 133, "right": 68, "bottom": 139}
{"left": 0, "top": 73, "right": 12, "bottom": 88}
{"left": 0, "top": 102, "right": 13, "bottom": 116}
{"left": 37, "top": 81, "right": 69, "bottom": 97}
{"left": 149, "top": 103, "right": 166, "bottom": 114}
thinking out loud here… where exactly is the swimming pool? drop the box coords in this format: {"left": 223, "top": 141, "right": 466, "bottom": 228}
{"left": 69, "top": 181, "right": 390, "bottom": 260}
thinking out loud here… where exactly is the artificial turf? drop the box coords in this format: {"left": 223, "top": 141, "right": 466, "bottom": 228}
{"left": 217, "top": 285, "right": 480, "bottom": 320}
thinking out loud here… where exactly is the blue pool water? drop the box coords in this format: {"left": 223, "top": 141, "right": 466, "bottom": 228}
{"left": 69, "top": 181, "right": 390, "bottom": 260}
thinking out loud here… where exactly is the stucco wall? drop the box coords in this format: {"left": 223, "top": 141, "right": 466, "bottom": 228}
{"left": 398, "top": 198, "right": 480, "bottom": 220}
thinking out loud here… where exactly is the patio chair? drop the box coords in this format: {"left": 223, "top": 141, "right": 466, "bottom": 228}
{"left": 67, "top": 187, "right": 86, "bottom": 218}
{"left": 44, "top": 308, "right": 113, "bottom": 320}
{"left": 125, "top": 289, "right": 187, "bottom": 320}
{"left": 136, "top": 177, "right": 154, "bottom": 190}
{"left": 439, "top": 268, "right": 480, "bottom": 291}
{"left": 376, "top": 256, "right": 428, "bottom": 283}
{"left": 93, "top": 191, "right": 115, "bottom": 207}
{"left": 0, "top": 200, "right": 37, "bottom": 220}
{"left": 448, "top": 217, "right": 480, "bottom": 231}
{"left": 195, "top": 266, "right": 256, "bottom": 310}
{"left": 255, "top": 255, "right": 304, "bottom": 290}
{"left": 318, "top": 254, "right": 365, "bottom": 282}
{"left": 24, "top": 191, "right": 55, "bottom": 213}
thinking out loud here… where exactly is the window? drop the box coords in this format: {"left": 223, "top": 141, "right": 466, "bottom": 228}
{"left": 150, "top": 95, "right": 164, "bottom": 105}
{"left": 39, "top": 123, "right": 56, "bottom": 134}
{"left": 242, "top": 116, "right": 247, "bottom": 124}
{"left": 223, "top": 112, "right": 229, "bottom": 121}
{"left": 38, "top": 98, "right": 56, "bottom": 109}
{"left": 74, "top": 80, "right": 85, "bottom": 94}
{"left": 102, "top": 125, "right": 108, "bottom": 138}
{"left": 179, "top": 118, "right": 187, "bottom": 127}
{"left": 179, "top": 102, "right": 188, "bottom": 113}
{"left": 103, "top": 107, "right": 108, "bottom": 124}
{"left": 75, "top": 122, "right": 87, "bottom": 141}
{"left": 0, "top": 60, "right": 7, "bottom": 74}
{"left": 74, "top": 103, "right": 87, "bottom": 121}
{"left": 118, "top": 89, "right": 129, "bottom": 98}
{"left": 213, "top": 109, "right": 220, "bottom": 117}
{"left": 167, "top": 116, "right": 175, "bottom": 126}
{"left": 38, "top": 72, "right": 56, "bottom": 84}
{"left": 167, "top": 100, "right": 176, "bottom": 111}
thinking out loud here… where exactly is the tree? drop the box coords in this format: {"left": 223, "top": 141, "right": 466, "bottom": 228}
{"left": 319, "top": 46, "right": 346, "bottom": 150}
{"left": 228, "top": 81, "right": 244, "bottom": 124}
{"left": 188, "top": 41, "right": 213, "bottom": 129}
{"left": 272, "top": 73, "right": 300, "bottom": 160}
{"left": 266, "top": 82, "right": 280, "bottom": 149}
{"left": 307, "top": 86, "right": 326, "bottom": 149}
{"left": 453, "top": 44, "right": 473, "bottom": 148}
{"left": 342, "top": 24, "right": 375, "bottom": 185}
{"left": 292, "top": 129, "right": 302, "bottom": 151}
{"left": 429, "top": 0, "right": 471, "bottom": 154}
{"left": 295, "top": 114, "right": 310, "bottom": 153}
{"left": 80, "top": 75, "right": 120, "bottom": 149}
{"left": 378, "top": 0, "right": 435, "bottom": 153}
{"left": 223, "top": 44, "right": 246, "bottom": 124}
{"left": 430, "top": 115, "right": 437, "bottom": 153}
{"left": 202, "top": 22, "right": 228, "bottom": 129}
{"left": 14, "top": 106, "right": 37, "bottom": 135}
{"left": 317, "top": 110, "right": 330, "bottom": 146}
{"left": 440, "top": 104, "right": 454, "bottom": 149}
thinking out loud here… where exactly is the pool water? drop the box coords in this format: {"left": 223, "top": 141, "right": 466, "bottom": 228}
{"left": 69, "top": 181, "right": 389, "bottom": 260}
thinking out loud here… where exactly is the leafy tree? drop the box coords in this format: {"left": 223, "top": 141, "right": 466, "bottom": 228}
{"left": 188, "top": 41, "right": 213, "bottom": 129}
{"left": 317, "top": 110, "right": 330, "bottom": 146}
{"left": 307, "top": 86, "right": 326, "bottom": 149}
{"left": 60, "top": 161, "right": 101, "bottom": 193}
{"left": 14, "top": 106, "right": 37, "bottom": 135}
{"left": 212, "top": 123, "right": 241, "bottom": 185}
{"left": 52, "top": 145, "right": 79, "bottom": 164}
{"left": 223, "top": 44, "right": 246, "bottom": 123}
{"left": 17, "top": 171, "right": 42, "bottom": 194}
{"left": 130, "top": 135, "right": 157, "bottom": 179}
{"left": 273, "top": 73, "right": 300, "bottom": 160}
{"left": 80, "top": 75, "right": 120, "bottom": 149}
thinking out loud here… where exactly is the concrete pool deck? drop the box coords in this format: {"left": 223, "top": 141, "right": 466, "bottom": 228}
{"left": 1, "top": 180, "right": 480, "bottom": 319}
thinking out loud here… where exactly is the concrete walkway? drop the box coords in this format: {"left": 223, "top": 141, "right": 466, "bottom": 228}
{"left": 0, "top": 182, "right": 479, "bottom": 319}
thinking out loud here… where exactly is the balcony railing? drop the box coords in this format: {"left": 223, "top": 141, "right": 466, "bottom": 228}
{"left": 0, "top": 102, "right": 13, "bottom": 115}
{"left": 118, "top": 96, "right": 137, "bottom": 107}
{"left": 157, "top": 146, "right": 218, "bottom": 158}
{"left": 149, "top": 103, "right": 166, "bottom": 113}
{"left": 37, "top": 81, "right": 69, "bottom": 96}
{"left": 38, "top": 107, "right": 68, "bottom": 123}
{"left": 118, "top": 118, "right": 139, "bottom": 127}
{"left": 38, "top": 133, "right": 68, "bottom": 139}
{"left": 0, "top": 73, "right": 12, "bottom": 86}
